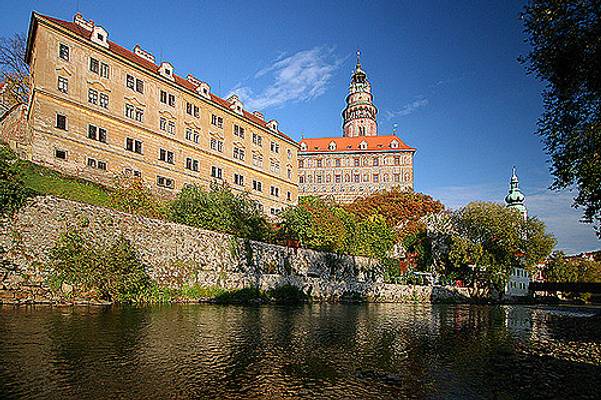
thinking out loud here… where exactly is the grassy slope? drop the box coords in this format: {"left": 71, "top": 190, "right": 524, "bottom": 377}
{"left": 9, "top": 151, "right": 112, "bottom": 208}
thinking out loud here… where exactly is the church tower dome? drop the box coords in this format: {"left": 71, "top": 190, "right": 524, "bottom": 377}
{"left": 505, "top": 166, "right": 527, "bottom": 220}
{"left": 342, "top": 50, "right": 378, "bottom": 137}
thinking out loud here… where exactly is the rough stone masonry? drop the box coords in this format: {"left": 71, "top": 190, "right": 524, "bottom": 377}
{"left": 0, "top": 196, "right": 471, "bottom": 304}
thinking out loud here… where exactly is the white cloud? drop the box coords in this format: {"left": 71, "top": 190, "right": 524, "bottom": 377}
{"left": 228, "top": 47, "right": 342, "bottom": 111}
{"left": 385, "top": 98, "right": 429, "bottom": 120}
{"left": 427, "top": 183, "right": 599, "bottom": 254}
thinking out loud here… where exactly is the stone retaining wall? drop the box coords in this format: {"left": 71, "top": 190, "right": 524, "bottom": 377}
{"left": 0, "top": 196, "right": 472, "bottom": 304}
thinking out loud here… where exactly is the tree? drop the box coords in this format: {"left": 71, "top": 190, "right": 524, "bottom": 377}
{"left": 169, "top": 183, "right": 273, "bottom": 242}
{"left": 0, "top": 33, "right": 29, "bottom": 105}
{"left": 345, "top": 190, "right": 444, "bottom": 240}
{"left": 521, "top": 0, "right": 601, "bottom": 236}
{"left": 545, "top": 251, "right": 601, "bottom": 283}
{"left": 447, "top": 202, "right": 555, "bottom": 291}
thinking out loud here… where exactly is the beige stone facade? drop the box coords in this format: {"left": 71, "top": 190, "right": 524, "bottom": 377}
{"left": 18, "top": 13, "right": 298, "bottom": 214}
{"left": 298, "top": 53, "right": 415, "bottom": 203}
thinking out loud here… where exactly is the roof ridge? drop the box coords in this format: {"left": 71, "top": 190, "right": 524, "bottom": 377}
{"left": 35, "top": 13, "right": 297, "bottom": 145}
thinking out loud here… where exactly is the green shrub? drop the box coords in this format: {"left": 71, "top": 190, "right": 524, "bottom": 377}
{"left": 49, "top": 230, "right": 166, "bottom": 303}
{"left": 0, "top": 146, "right": 36, "bottom": 215}
{"left": 169, "top": 183, "right": 273, "bottom": 241}
{"left": 109, "top": 175, "right": 167, "bottom": 219}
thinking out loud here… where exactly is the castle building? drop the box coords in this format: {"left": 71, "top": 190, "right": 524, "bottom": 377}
{"left": 15, "top": 13, "right": 298, "bottom": 214}
{"left": 298, "top": 52, "right": 415, "bottom": 203}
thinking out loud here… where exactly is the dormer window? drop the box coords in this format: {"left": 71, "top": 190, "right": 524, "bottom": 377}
{"left": 390, "top": 140, "right": 399, "bottom": 148}
{"left": 300, "top": 143, "right": 307, "bottom": 151}
{"left": 359, "top": 141, "right": 368, "bottom": 150}
{"left": 328, "top": 141, "right": 337, "bottom": 150}
{"left": 159, "top": 62, "right": 175, "bottom": 81}
{"left": 227, "top": 94, "right": 244, "bottom": 115}
{"left": 267, "top": 120, "right": 279, "bottom": 132}
{"left": 90, "top": 26, "right": 109, "bottom": 48}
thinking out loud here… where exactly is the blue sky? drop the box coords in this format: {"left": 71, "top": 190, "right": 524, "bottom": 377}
{"left": 1, "top": 0, "right": 598, "bottom": 253}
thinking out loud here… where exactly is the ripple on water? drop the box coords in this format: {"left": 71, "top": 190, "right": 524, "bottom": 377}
{"left": 0, "top": 303, "right": 600, "bottom": 399}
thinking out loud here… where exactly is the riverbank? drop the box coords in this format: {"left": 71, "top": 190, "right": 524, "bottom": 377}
{"left": 1, "top": 196, "right": 479, "bottom": 305}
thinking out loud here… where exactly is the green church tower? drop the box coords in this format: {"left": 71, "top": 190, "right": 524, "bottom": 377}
{"left": 505, "top": 166, "right": 527, "bottom": 220}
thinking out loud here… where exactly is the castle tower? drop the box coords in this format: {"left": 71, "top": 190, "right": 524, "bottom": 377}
{"left": 342, "top": 50, "right": 378, "bottom": 137}
{"left": 505, "top": 166, "right": 527, "bottom": 220}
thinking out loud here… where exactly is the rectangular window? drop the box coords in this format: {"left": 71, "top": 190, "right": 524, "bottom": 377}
{"left": 211, "top": 166, "right": 223, "bottom": 179}
{"left": 373, "top": 158, "right": 379, "bottom": 166}
{"left": 234, "top": 124, "right": 245, "bottom": 138}
{"left": 335, "top": 159, "right": 341, "bottom": 167}
{"left": 186, "top": 102, "right": 193, "bottom": 115}
{"left": 56, "top": 114, "right": 67, "bottom": 130}
{"left": 287, "top": 192, "right": 292, "bottom": 202}
{"left": 157, "top": 176, "right": 175, "bottom": 189}
{"left": 57, "top": 76, "right": 68, "bottom": 94}
{"left": 168, "top": 94, "right": 175, "bottom": 107}
{"left": 87, "top": 157, "right": 107, "bottom": 170}
{"left": 270, "top": 161, "right": 280, "bottom": 174}
{"left": 99, "top": 93, "right": 109, "bottom": 109}
{"left": 99, "top": 62, "right": 110, "bottom": 79}
{"left": 193, "top": 105, "right": 199, "bottom": 118}
{"left": 159, "top": 148, "right": 175, "bottom": 164}
{"left": 125, "top": 138, "right": 143, "bottom": 154}
{"left": 211, "top": 114, "right": 223, "bottom": 128}
{"left": 299, "top": 176, "right": 304, "bottom": 184}
{"left": 233, "top": 147, "right": 245, "bottom": 161}
{"left": 185, "top": 157, "right": 199, "bottom": 172}
{"left": 167, "top": 121, "right": 175, "bottom": 135}
{"left": 210, "top": 138, "right": 223, "bottom": 152}
{"left": 59, "top": 44, "right": 69, "bottom": 61}
{"left": 354, "top": 174, "right": 360, "bottom": 183}
{"left": 135, "top": 78, "right": 144, "bottom": 94}
{"left": 89, "top": 57, "right": 99, "bottom": 74}
{"left": 373, "top": 174, "right": 379, "bottom": 183}
{"left": 270, "top": 186, "right": 279, "bottom": 197}
{"left": 185, "top": 128, "right": 200, "bottom": 143}
{"left": 234, "top": 173, "right": 244, "bottom": 186}
{"left": 335, "top": 175, "right": 341, "bottom": 183}
{"left": 160, "top": 90, "right": 167, "bottom": 104}
{"left": 287, "top": 168, "right": 292, "bottom": 179}
{"left": 270, "top": 141, "right": 280, "bottom": 153}
{"left": 126, "top": 74, "right": 135, "bottom": 89}
{"left": 252, "top": 133, "right": 262, "bottom": 146}
{"left": 88, "top": 124, "right": 107, "bottom": 143}
{"left": 160, "top": 117, "right": 167, "bottom": 132}
{"left": 354, "top": 158, "right": 360, "bottom": 167}
{"left": 135, "top": 108, "right": 144, "bottom": 122}
{"left": 317, "top": 159, "right": 322, "bottom": 167}
{"left": 253, "top": 180, "right": 262, "bottom": 192}
{"left": 124, "top": 168, "right": 142, "bottom": 178}
{"left": 55, "top": 149, "right": 67, "bottom": 159}
{"left": 298, "top": 160, "right": 304, "bottom": 168}
{"left": 88, "top": 88, "right": 98, "bottom": 105}
{"left": 252, "top": 153, "right": 263, "bottom": 168}
{"left": 125, "top": 104, "right": 135, "bottom": 119}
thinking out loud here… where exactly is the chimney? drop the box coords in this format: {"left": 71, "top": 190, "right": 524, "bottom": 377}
{"left": 73, "top": 13, "right": 94, "bottom": 31}
{"left": 133, "top": 45, "right": 155, "bottom": 63}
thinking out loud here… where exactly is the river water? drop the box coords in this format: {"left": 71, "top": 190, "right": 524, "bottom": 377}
{"left": 0, "top": 303, "right": 600, "bottom": 399}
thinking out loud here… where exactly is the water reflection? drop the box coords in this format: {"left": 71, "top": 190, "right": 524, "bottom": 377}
{"left": 0, "top": 304, "right": 599, "bottom": 399}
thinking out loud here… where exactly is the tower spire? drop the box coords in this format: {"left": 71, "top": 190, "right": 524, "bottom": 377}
{"left": 505, "top": 166, "right": 527, "bottom": 220}
{"left": 342, "top": 50, "right": 378, "bottom": 137}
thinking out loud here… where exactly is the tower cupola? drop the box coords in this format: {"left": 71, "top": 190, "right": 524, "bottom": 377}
{"left": 342, "top": 50, "right": 378, "bottom": 137}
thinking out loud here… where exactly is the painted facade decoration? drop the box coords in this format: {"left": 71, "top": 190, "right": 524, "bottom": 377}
{"left": 298, "top": 51, "right": 416, "bottom": 203}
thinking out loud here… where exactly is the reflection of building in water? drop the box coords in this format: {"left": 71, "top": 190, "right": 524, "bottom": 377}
{"left": 504, "top": 167, "right": 530, "bottom": 297}
{"left": 502, "top": 306, "right": 533, "bottom": 337}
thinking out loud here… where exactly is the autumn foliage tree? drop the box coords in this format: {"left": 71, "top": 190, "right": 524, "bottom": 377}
{"left": 344, "top": 190, "right": 444, "bottom": 240}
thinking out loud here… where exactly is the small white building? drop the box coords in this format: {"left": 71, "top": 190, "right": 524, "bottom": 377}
{"left": 505, "top": 267, "right": 530, "bottom": 297}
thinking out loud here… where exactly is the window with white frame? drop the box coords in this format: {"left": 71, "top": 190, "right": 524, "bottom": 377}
{"left": 157, "top": 176, "right": 174, "bottom": 189}
{"left": 252, "top": 180, "right": 262, "bottom": 192}
{"left": 211, "top": 166, "right": 223, "bottom": 179}
{"left": 270, "top": 141, "right": 279, "bottom": 153}
{"left": 233, "top": 147, "right": 245, "bottom": 161}
{"left": 234, "top": 173, "right": 244, "bottom": 186}
{"left": 233, "top": 124, "right": 245, "bottom": 138}
{"left": 159, "top": 148, "right": 175, "bottom": 164}
{"left": 125, "top": 137, "right": 143, "bottom": 154}
{"left": 57, "top": 76, "right": 68, "bottom": 94}
{"left": 185, "top": 157, "right": 199, "bottom": 172}
{"left": 59, "top": 43, "right": 69, "bottom": 61}
{"left": 210, "top": 138, "right": 224, "bottom": 152}
{"left": 211, "top": 114, "right": 223, "bottom": 128}
{"left": 87, "top": 124, "right": 107, "bottom": 143}
{"left": 185, "top": 128, "right": 200, "bottom": 143}
{"left": 252, "top": 133, "right": 262, "bottom": 146}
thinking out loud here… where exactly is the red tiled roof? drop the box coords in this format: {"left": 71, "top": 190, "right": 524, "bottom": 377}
{"left": 0, "top": 82, "right": 4, "bottom": 91}
{"left": 299, "top": 135, "right": 415, "bottom": 153}
{"left": 36, "top": 14, "right": 297, "bottom": 145}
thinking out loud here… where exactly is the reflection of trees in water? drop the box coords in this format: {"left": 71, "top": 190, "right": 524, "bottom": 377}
{"left": 1, "top": 304, "right": 600, "bottom": 399}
